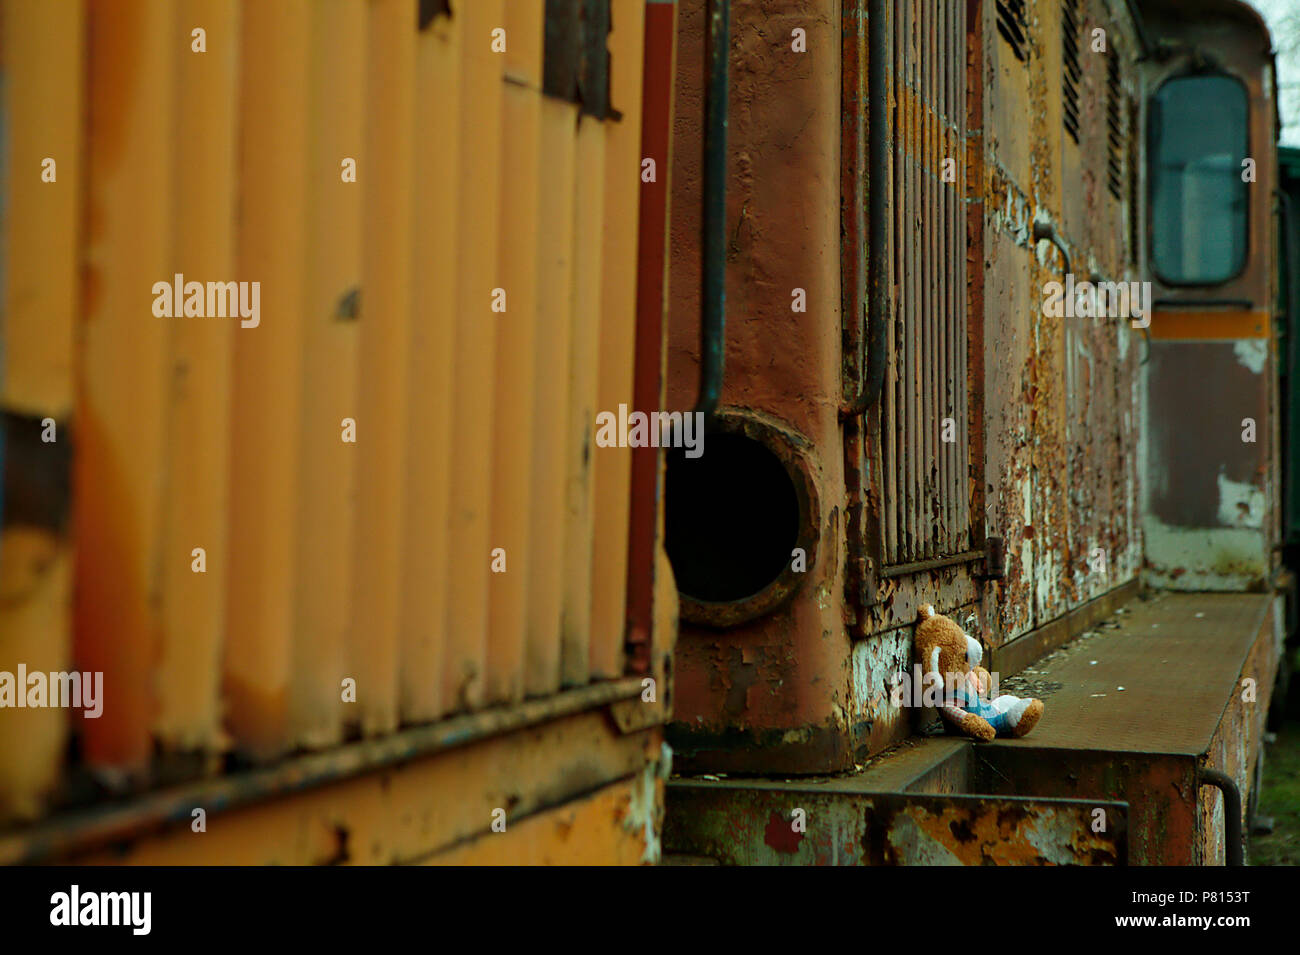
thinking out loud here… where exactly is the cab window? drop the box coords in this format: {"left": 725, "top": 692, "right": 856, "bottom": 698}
{"left": 1149, "top": 73, "right": 1249, "bottom": 285}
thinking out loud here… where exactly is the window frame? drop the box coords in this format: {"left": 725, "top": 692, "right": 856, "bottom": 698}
{"left": 1146, "top": 68, "right": 1253, "bottom": 288}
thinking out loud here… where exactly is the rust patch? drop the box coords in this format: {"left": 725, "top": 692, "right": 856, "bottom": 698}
{"left": 763, "top": 810, "right": 804, "bottom": 854}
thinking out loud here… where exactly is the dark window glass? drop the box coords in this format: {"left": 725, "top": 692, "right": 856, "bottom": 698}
{"left": 1149, "top": 74, "right": 1249, "bottom": 284}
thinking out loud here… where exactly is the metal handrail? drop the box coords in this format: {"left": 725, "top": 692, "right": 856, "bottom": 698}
{"left": 695, "top": 0, "right": 729, "bottom": 418}
{"left": 840, "top": 0, "right": 889, "bottom": 420}
{"left": 1198, "top": 767, "right": 1244, "bottom": 866}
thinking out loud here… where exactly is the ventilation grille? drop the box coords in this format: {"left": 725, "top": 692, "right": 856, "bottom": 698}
{"left": 996, "top": 0, "right": 1029, "bottom": 62}
{"left": 1062, "top": 0, "right": 1081, "bottom": 143}
{"left": 1128, "top": 95, "right": 1140, "bottom": 263}
{"left": 883, "top": 0, "right": 973, "bottom": 566}
{"left": 1106, "top": 44, "right": 1124, "bottom": 200}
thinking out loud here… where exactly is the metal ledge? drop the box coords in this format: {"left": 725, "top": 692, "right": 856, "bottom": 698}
{"left": 0, "top": 676, "right": 647, "bottom": 865}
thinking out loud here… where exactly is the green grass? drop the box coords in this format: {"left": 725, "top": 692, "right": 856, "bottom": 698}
{"left": 1249, "top": 721, "right": 1300, "bottom": 866}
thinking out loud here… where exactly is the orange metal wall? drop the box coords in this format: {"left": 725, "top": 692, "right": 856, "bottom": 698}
{"left": 0, "top": 0, "right": 658, "bottom": 851}
{"left": 0, "top": 0, "right": 85, "bottom": 820}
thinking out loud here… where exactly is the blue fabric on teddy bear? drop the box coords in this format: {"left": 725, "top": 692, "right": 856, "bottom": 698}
{"left": 951, "top": 689, "right": 1018, "bottom": 735}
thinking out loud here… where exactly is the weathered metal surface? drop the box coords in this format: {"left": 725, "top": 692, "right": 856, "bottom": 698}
{"left": 1, "top": 682, "right": 651, "bottom": 865}
{"left": 988, "top": 577, "right": 1139, "bottom": 677}
{"left": 858, "top": 0, "right": 1144, "bottom": 654}
{"left": 974, "top": 747, "right": 1193, "bottom": 865}
{"left": 665, "top": 0, "right": 852, "bottom": 774}
{"left": 1200, "top": 596, "right": 1280, "bottom": 864}
{"left": 879, "top": 0, "right": 970, "bottom": 567}
{"left": 666, "top": 0, "right": 1149, "bottom": 775}
{"left": 0, "top": 0, "right": 84, "bottom": 822}
{"left": 993, "top": 592, "right": 1271, "bottom": 755}
{"left": 840, "top": 0, "right": 871, "bottom": 633}
{"left": 486, "top": 0, "right": 544, "bottom": 705}
{"left": 1144, "top": 340, "right": 1272, "bottom": 590}
{"left": 76, "top": 0, "right": 177, "bottom": 775}
{"left": 589, "top": 0, "right": 650, "bottom": 682}
{"left": 665, "top": 783, "right": 1127, "bottom": 865}
{"left": 626, "top": 0, "right": 678, "bottom": 677}
{"left": 294, "top": 0, "right": 363, "bottom": 749}
{"left": 789, "top": 735, "right": 972, "bottom": 795}
{"left": 1, "top": 1, "right": 670, "bottom": 864}
{"left": 1139, "top": 0, "right": 1279, "bottom": 593}
{"left": 671, "top": 587, "right": 1276, "bottom": 866}
{"left": 980, "top": 591, "right": 1279, "bottom": 865}
{"left": 426, "top": 765, "right": 667, "bottom": 865}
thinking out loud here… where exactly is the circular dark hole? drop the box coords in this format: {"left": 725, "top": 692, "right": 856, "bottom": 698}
{"left": 664, "top": 430, "right": 802, "bottom": 604}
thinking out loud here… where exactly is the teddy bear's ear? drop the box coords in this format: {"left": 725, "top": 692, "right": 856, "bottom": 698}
{"left": 918, "top": 604, "right": 935, "bottom": 620}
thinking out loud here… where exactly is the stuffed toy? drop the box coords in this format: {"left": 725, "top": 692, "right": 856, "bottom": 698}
{"left": 913, "top": 604, "right": 1044, "bottom": 741}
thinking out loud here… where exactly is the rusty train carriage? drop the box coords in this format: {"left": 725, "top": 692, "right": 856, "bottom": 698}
{"left": 0, "top": 0, "right": 677, "bottom": 864}
{"left": 664, "top": 0, "right": 1153, "bottom": 773}
{"left": 0, "top": 0, "right": 1288, "bottom": 866}
{"left": 662, "top": 0, "right": 1284, "bottom": 866}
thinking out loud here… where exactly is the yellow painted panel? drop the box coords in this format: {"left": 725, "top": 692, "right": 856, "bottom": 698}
{"left": 562, "top": 116, "right": 607, "bottom": 687}
{"left": 224, "top": 0, "right": 310, "bottom": 762}
{"left": 444, "top": 0, "right": 505, "bottom": 714}
{"left": 525, "top": 97, "right": 580, "bottom": 699}
{"left": 75, "top": 0, "right": 176, "bottom": 774}
{"left": 424, "top": 776, "right": 654, "bottom": 865}
{"left": 590, "top": 0, "right": 647, "bottom": 680}
{"left": 1, "top": 0, "right": 82, "bottom": 416}
{"left": 485, "top": 0, "right": 545, "bottom": 704}
{"left": 401, "top": 10, "right": 461, "bottom": 724}
{"left": 156, "top": 0, "right": 239, "bottom": 758}
{"left": 0, "top": 550, "right": 72, "bottom": 822}
{"left": 0, "top": 0, "right": 84, "bottom": 820}
{"left": 291, "top": 0, "right": 364, "bottom": 749}
{"left": 350, "top": 0, "right": 415, "bottom": 736}
{"left": 68, "top": 715, "right": 657, "bottom": 865}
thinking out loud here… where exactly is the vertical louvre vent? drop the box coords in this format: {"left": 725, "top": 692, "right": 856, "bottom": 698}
{"left": 1062, "top": 0, "right": 1081, "bottom": 143}
{"left": 1128, "top": 95, "right": 1140, "bottom": 263}
{"left": 1106, "top": 44, "right": 1124, "bottom": 200}
{"left": 882, "top": 0, "right": 972, "bottom": 567}
{"left": 995, "top": 0, "right": 1029, "bottom": 62}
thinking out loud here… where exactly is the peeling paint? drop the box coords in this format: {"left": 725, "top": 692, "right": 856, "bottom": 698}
{"left": 1216, "top": 473, "right": 1265, "bottom": 529}
{"left": 1232, "top": 339, "right": 1267, "bottom": 374}
{"left": 1143, "top": 519, "right": 1269, "bottom": 590}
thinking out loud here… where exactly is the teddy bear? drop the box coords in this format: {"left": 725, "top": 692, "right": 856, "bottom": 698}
{"left": 913, "top": 604, "right": 1044, "bottom": 741}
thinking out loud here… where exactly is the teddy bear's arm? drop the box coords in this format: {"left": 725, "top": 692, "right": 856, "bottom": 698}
{"left": 924, "top": 654, "right": 997, "bottom": 742}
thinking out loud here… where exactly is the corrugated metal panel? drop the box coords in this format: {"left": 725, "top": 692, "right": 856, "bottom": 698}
{"left": 443, "top": 0, "right": 505, "bottom": 714}
{"left": 401, "top": 4, "right": 460, "bottom": 725}
{"left": 157, "top": 0, "right": 239, "bottom": 760}
{"left": 562, "top": 116, "right": 605, "bottom": 688}
{"left": 883, "top": 0, "right": 969, "bottom": 566}
{"left": 76, "top": 0, "right": 177, "bottom": 774}
{"left": 487, "top": 0, "right": 544, "bottom": 705}
{"left": 526, "top": 96, "right": 578, "bottom": 698}
{"left": 0, "top": 0, "right": 84, "bottom": 820}
{"left": 224, "top": 0, "right": 310, "bottom": 762}
{"left": 589, "top": 0, "right": 647, "bottom": 682}
{"left": 293, "top": 0, "right": 364, "bottom": 749}
{"left": 350, "top": 0, "right": 414, "bottom": 738}
{"left": 1, "top": 0, "right": 660, "bottom": 838}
